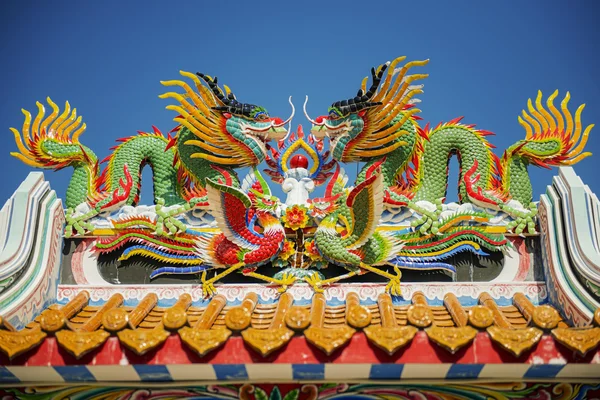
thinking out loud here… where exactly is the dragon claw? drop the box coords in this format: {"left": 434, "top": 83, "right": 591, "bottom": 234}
{"left": 200, "top": 271, "right": 218, "bottom": 298}
{"left": 276, "top": 272, "right": 297, "bottom": 293}
{"left": 65, "top": 210, "right": 96, "bottom": 238}
{"left": 305, "top": 272, "right": 325, "bottom": 293}
{"left": 385, "top": 266, "right": 403, "bottom": 296}
{"left": 153, "top": 197, "right": 188, "bottom": 236}
{"left": 410, "top": 205, "right": 443, "bottom": 236}
{"left": 504, "top": 204, "right": 538, "bottom": 235}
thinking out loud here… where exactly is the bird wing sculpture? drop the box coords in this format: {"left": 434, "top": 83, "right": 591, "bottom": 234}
{"left": 311, "top": 166, "right": 404, "bottom": 294}
{"left": 194, "top": 173, "right": 287, "bottom": 296}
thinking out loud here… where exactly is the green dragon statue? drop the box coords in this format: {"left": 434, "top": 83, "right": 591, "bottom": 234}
{"left": 10, "top": 71, "right": 293, "bottom": 236}
{"left": 305, "top": 56, "right": 593, "bottom": 235}
{"left": 7, "top": 58, "right": 594, "bottom": 296}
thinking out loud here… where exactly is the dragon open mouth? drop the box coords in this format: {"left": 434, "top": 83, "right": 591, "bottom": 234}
{"left": 310, "top": 121, "right": 351, "bottom": 154}
{"left": 303, "top": 96, "right": 351, "bottom": 147}
{"left": 243, "top": 125, "right": 288, "bottom": 158}
{"left": 242, "top": 96, "right": 295, "bottom": 158}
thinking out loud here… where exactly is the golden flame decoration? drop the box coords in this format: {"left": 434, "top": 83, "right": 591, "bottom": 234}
{"left": 518, "top": 90, "right": 593, "bottom": 165}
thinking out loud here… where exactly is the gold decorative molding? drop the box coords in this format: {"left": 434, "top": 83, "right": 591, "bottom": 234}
{"left": 179, "top": 295, "right": 230, "bottom": 357}
{"left": 225, "top": 293, "right": 258, "bottom": 332}
{"left": 346, "top": 292, "right": 371, "bottom": 329}
{"left": 241, "top": 327, "right": 294, "bottom": 356}
{"left": 364, "top": 325, "right": 417, "bottom": 355}
{"left": 0, "top": 316, "right": 17, "bottom": 332}
{"left": 102, "top": 308, "right": 129, "bottom": 332}
{"left": 304, "top": 325, "right": 355, "bottom": 355}
{"left": 179, "top": 327, "right": 231, "bottom": 357}
{"left": 594, "top": 308, "right": 600, "bottom": 327}
{"left": 226, "top": 307, "right": 253, "bottom": 331}
{"left": 118, "top": 327, "right": 170, "bottom": 356}
{"left": 532, "top": 305, "right": 560, "bottom": 330}
{"left": 363, "top": 293, "right": 417, "bottom": 354}
{"left": 303, "top": 293, "right": 355, "bottom": 355}
{"left": 444, "top": 293, "right": 468, "bottom": 327}
{"left": 552, "top": 327, "right": 600, "bottom": 356}
{"left": 69, "top": 293, "right": 123, "bottom": 333}
{"left": 479, "top": 292, "right": 511, "bottom": 328}
{"left": 55, "top": 330, "right": 110, "bottom": 358}
{"left": 60, "top": 291, "right": 90, "bottom": 319}
{"left": 0, "top": 329, "right": 46, "bottom": 359}
{"left": 39, "top": 309, "right": 66, "bottom": 333}
{"left": 163, "top": 307, "right": 188, "bottom": 331}
{"left": 469, "top": 305, "right": 494, "bottom": 329}
{"left": 426, "top": 326, "right": 477, "bottom": 353}
{"left": 285, "top": 306, "right": 311, "bottom": 331}
{"left": 407, "top": 304, "right": 433, "bottom": 328}
{"left": 487, "top": 326, "right": 543, "bottom": 357}
{"left": 242, "top": 292, "right": 295, "bottom": 356}
{"left": 512, "top": 292, "right": 535, "bottom": 322}
{"left": 163, "top": 294, "right": 192, "bottom": 331}
{"left": 347, "top": 305, "right": 371, "bottom": 329}
{"left": 128, "top": 293, "right": 158, "bottom": 329}
{"left": 226, "top": 292, "right": 258, "bottom": 332}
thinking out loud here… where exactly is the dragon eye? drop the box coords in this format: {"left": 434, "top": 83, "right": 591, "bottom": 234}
{"left": 328, "top": 108, "right": 342, "bottom": 120}
{"left": 255, "top": 112, "right": 269, "bottom": 121}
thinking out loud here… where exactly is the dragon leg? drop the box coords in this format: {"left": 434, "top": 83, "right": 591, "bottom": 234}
{"left": 154, "top": 195, "right": 209, "bottom": 236}
{"left": 463, "top": 160, "right": 537, "bottom": 234}
{"left": 407, "top": 199, "right": 444, "bottom": 235}
{"left": 304, "top": 270, "right": 358, "bottom": 293}
{"left": 243, "top": 270, "right": 297, "bottom": 293}
{"left": 359, "top": 262, "right": 402, "bottom": 296}
{"left": 201, "top": 262, "right": 245, "bottom": 298}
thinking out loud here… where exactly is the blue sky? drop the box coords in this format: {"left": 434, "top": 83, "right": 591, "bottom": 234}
{"left": 1, "top": 1, "right": 599, "bottom": 206}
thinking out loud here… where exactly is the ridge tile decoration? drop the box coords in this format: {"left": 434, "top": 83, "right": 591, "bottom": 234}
{"left": 1, "top": 289, "right": 599, "bottom": 369}
{"left": 1, "top": 56, "right": 599, "bottom": 392}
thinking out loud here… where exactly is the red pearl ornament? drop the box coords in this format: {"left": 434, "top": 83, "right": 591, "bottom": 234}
{"left": 290, "top": 154, "right": 309, "bottom": 169}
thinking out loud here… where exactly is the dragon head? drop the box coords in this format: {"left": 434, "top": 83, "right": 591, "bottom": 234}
{"left": 305, "top": 57, "right": 428, "bottom": 162}
{"left": 161, "top": 71, "right": 294, "bottom": 168}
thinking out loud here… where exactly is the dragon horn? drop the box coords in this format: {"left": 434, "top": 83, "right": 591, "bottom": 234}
{"left": 363, "top": 63, "right": 388, "bottom": 100}
{"left": 196, "top": 73, "right": 230, "bottom": 106}
{"left": 303, "top": 96, "right": 321, "bottom": 125}
{"left": 273, "top": 96, "right": 295, "bottom": 129}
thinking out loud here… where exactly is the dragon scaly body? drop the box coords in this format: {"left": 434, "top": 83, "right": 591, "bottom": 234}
{"left": 11, "top": 71, "right": 291, "bottom": 235}
{"left": 308, "top": 57, "right": 592, "bottom": 233}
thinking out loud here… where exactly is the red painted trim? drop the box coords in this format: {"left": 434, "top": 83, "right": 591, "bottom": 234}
{"left": 513, "top": 237, "right": 531, "bottom": 281}
{"left": 71, "top": 239, "right": 91, "bottom": 285}
{"left": 2, "top": 332, "right": 598, "bottom": 367}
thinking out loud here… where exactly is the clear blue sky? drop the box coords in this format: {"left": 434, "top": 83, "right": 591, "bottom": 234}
{"left": 1, "top": 1, "right": 599, "bottom": 206}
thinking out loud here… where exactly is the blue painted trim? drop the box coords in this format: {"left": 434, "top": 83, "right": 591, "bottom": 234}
{"left": 524, "top": 364, "right": 564, "bottom": 379}
{"left": 0, "top": 366, "right": 20, "bottom": 383}
{"left": 133, "top": 365, "right": 173, "bottom": 382}
{"left": 446, "top": 364, "right": 484, "bottom": 379}
{"left": 54, "top": 366, "right": 96, "bottom": 382}
{"left": 213, "top": 364, "right": 248, "bottom": 380}
{"left": 370, "top": 364, "right": 404, "bottom": 379}
{"left": 292, "top": 364, "right": 325, "bottom": 380}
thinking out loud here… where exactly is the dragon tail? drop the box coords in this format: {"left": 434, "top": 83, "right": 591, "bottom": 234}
{"left": 498, "top": 90, "right": 593, "bottom": 203}
{"left": 10, "top": 98, "right": 101, "bottom": 208}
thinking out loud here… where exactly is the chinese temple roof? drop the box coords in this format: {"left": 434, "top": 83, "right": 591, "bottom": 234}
{"left": 1, "top": 288, "right": 599, "bottom": 384}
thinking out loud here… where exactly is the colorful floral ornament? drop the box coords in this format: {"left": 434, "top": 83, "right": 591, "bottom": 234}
{"left": 282, "top": 204, "right": 311, "bottom": 230}
{"left": 279, "top": 240, "right": 296, "bottom": 261}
